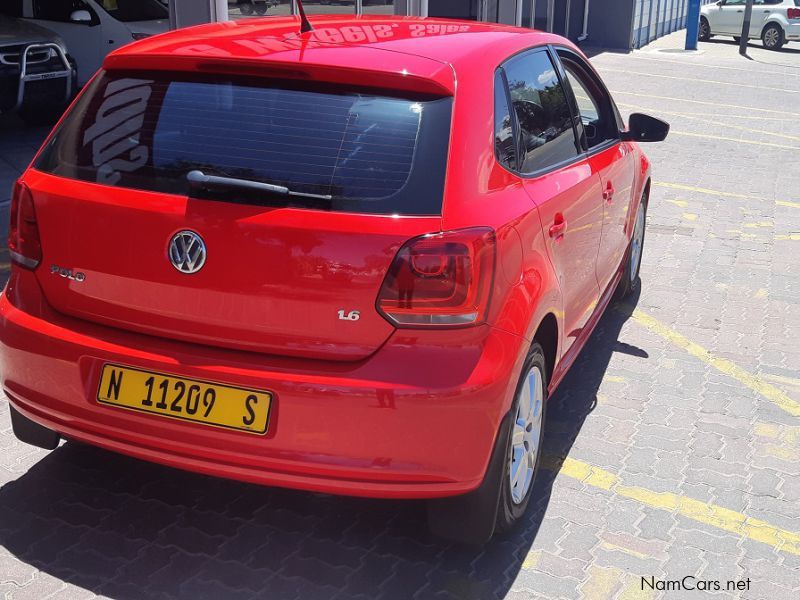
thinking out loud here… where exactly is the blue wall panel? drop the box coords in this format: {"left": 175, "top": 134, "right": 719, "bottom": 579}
{"left": 631, "top": 0, "right": 715, "bottom": 48}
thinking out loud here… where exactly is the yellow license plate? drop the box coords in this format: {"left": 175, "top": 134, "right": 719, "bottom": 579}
{"left": 97, "top": 364, "right": 272, "bottom": 435}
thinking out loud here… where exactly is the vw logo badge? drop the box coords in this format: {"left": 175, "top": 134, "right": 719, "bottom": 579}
{"left": 168, "top": 230, "right": 207, "bottom": 274}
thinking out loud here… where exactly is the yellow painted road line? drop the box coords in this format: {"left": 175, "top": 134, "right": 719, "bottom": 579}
{"left": 615, "top": 102, "right": 800, "bottom": 143}
{"left": 579, "top": 566, "right": 623, "bottom": 599}
{"left": 616, "top": 99, "right": 794, "bottom": 122}
{"left": 762, "top": 373, "right": 800, "bottom": 389}
{"left": 618, "top": 576, "right": 655, "bottom": 600}
{"left": 608, "top": 90, "right": 800, "bottom": 117}
{"left": 630, "top": 309, "right": 800, "bottom": 417}
{"left": 653, "top": 181, "right": 799, "bottom": 208}
{"left": 555, "top": 457, "right": 800, "bottom": 556}
{"left": 670, "top": 130, "right": 800, "bottom": 150}
{"left": 754, "top": 421, "right": 800, "bottom": 445}
{"left": 602, "top": 68, "right": 800, "bottom": 94}
{"left": 610, "top": 53, "right": 800, "bottom": 78}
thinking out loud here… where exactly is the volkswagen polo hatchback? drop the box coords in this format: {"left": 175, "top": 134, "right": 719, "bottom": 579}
{"left": 0, "top": 15, "right": 667, "bottom": 543}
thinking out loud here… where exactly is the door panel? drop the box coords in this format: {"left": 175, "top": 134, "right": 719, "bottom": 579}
{"left": 591, "top": 143, "right": 636, "bottom": 293}
{"left": 718, "top": 0, "right": 748, "bottom": 34}
{"left": 522, "top": 163, "right": 603, "bottom": 355}
{"left": 555, "top": 48, "right": 634, "bottom": 295}
{"left": 500, "top": 47, "right": 603, "bottom": 356}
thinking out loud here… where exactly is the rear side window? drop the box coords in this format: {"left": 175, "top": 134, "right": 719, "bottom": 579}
{"left": 35, "top": 72, "right": 452, "bottom": 215}
{"left": 501, "top": 50, "right": 577, "bottom": 175}
{"left": 494, "top": 70, "right": 517, "bottom": 171}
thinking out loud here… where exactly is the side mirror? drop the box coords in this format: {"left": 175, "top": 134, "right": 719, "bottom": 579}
{"left": 621, "top": 113, "right": 670, "bottom": 143}
{"left": 716, "top": 0, "right": 725, "bottom": 6}
{"left": 69, "top": 9, "right": 92, "bottom": 23}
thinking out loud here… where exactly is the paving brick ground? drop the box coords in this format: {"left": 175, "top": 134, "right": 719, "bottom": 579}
{"left": 1, "top": 30, "right": 799, "bottom": 600}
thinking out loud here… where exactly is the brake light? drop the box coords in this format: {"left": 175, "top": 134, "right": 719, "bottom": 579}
{"left": 377, "top": 228, "right": 495, "bottom": 327}
{"left": 8, "top": 181, "right": 42, "bottom": 269}
{"left": 788, "top": 8, "right": 800, "bottom": 19}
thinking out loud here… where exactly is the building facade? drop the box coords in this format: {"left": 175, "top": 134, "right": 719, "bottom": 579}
{"left": 176, "top": 1, "right": 714, "bottom": 51}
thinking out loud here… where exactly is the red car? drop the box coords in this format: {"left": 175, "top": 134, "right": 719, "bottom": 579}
{"left": 1, "top": 15, "right": 667, "bottom": 543}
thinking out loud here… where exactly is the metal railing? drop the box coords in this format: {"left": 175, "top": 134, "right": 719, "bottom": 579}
{"left": 14, "top": 42, "right": 73, "bottom": 112}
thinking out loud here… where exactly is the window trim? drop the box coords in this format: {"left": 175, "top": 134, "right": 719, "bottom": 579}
{"left": 552, "top": 45, "right": 623, "bottom": 159}
{"left": 493, "top": 67, "right": 519, "bottom": 172}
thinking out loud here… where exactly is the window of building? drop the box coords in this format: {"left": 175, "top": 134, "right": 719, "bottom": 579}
{"left": 362, "top": 0, "right": 396, "bottom": 16}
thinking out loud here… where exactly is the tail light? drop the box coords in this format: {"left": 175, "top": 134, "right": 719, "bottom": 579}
{"left": 788, "top": 8, "right": 800, "bottom": 19}
{"left": 8, "top": 181, "right": 42, "bottom": 269}
{"left": 377, "top": 227, "right": 495, "bottom": 327}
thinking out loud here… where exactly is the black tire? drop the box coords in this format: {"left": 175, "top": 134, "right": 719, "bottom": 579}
{"left": 427, "top": 344, "right": 547, "bottom": 544}
{"left": 762, "top": 23, "right": 785, "bottom": 50}
{"left": 616, "top": 192, "right": 648, "bottom": 300}
{"left": 254, "top": 3, "right": 268, "bottom": 14}
{"left": 699, "top": 17, "right": 712, "bottom": 42}
{"left": 238, "top": 0, "right": 254, "bottom": 15}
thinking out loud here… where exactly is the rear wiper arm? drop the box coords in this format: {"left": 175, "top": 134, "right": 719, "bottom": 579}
{"left": 187, "top": 170, "right": 333, "bottom": 202}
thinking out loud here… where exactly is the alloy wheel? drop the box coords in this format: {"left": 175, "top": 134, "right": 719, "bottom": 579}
{"left": 764, "top": 28, "right": 779, "bottom": 48}
{"left": 509, "top": 365, "right": 544, "bottom": 505}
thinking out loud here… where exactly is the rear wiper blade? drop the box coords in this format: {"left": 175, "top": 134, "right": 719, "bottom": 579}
{"left": 187, "top": 170, "right": 333, "bottom": 202}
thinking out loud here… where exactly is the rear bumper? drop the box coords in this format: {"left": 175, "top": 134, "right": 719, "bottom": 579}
{"left": 786, "top": 23, "right": 800, "bottom": 41}
{"left": 0, "top": 269, "right": 527, "bottom": 498}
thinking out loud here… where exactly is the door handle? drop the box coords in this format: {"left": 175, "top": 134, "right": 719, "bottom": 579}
{"left": 603, "top": 183, "right": 615, "bottom": 203}
{"left": 549, "top": 214, "right": 567, "bottom": 240}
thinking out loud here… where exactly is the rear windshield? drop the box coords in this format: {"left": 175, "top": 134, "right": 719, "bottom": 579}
{"left": 35, "top": 72, "right": 452, "bottom": 215}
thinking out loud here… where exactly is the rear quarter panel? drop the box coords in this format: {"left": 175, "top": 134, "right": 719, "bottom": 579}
{"left": 441, "top": 35, "right": 571, "bottom": 407}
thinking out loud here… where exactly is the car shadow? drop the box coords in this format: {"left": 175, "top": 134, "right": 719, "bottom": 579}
{"left": 704, "top": 37, "right": 800, "bottom": 57}
{"left": 0, "top": 289, "right": 645, "bottom": 600}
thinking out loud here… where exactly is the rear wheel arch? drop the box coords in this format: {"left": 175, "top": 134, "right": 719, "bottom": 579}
{"left": 762, "top": 22, "right": 785, "bottom": 49}
{"left": 642, "top": 178, "right": 651, "bottom": 205}
{"left": 532, "top": 313, "right": 558, "bottom": 386}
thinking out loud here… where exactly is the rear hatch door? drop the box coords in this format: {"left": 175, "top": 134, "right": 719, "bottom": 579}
{"left": 30, "top": 63, "right": 452, "bottom": 361}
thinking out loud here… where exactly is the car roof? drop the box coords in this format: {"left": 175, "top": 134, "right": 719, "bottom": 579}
{"left": 107, "top": 15, "right": 570, "bottom": 80}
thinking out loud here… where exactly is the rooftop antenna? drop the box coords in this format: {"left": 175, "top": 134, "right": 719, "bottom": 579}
{"left": 295, "top": 0, "right": 313, "bottom": 34}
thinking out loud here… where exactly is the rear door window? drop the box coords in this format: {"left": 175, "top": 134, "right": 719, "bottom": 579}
{"left": 500, "top": 49, "right": 578, "bottom": 175}
{"left": 35, "top": 72, "right": 453, "bottom": 215}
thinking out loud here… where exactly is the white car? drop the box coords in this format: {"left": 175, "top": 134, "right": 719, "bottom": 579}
{"left": 700, "top": 0, "right": 800, "bottom": 50}
{"left": 17, "top": 0, "right": 169, "bottom": 86}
